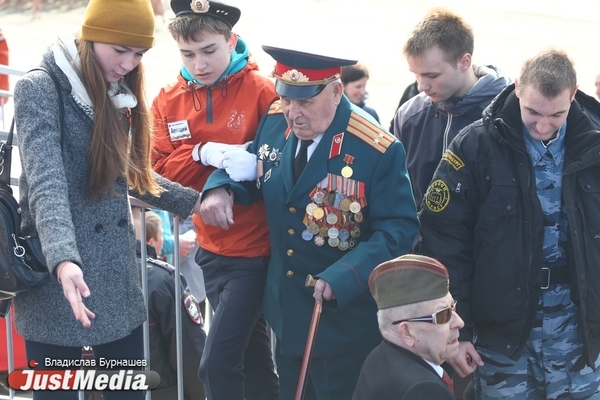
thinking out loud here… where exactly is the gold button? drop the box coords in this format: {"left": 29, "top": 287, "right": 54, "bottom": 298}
{"left": 286, "top": 270, "right": 294, "bottom": 278}
{"left": 288, "top": 229, "right": 295, "bottom": 235}
{"left": 289, "top": 207, "right": 297, "bottom": 213}
{"left": 286, "top": 249, "right": 294, "bottom": 257}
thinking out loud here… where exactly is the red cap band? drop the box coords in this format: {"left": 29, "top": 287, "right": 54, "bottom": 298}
{"left": 275, "top": 62, "right": 341, "bottom": 84}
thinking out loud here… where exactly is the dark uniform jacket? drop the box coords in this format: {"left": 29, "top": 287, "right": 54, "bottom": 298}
{"left": 419, "top": 84, "right": 600, "bottom": 364}
{"left": 136, "top": 242, "right": 206, "bottom": 400}
{"left": 204, "top": 96, "right": 419, "bottom": 357}
{"left": 352, "top": 340, "right": 455, "bottom": 400}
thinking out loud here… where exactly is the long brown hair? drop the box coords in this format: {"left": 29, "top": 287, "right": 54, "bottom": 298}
{"left": 76, "top": 38, "right": 161, "bottom": 200}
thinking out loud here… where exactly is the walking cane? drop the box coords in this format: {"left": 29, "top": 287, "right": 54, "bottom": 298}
{"left": 294, "top": 274, "right": 323, "bottom": 400}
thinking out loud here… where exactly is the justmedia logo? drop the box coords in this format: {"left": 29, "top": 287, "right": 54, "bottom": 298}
{"left": 8, "top": 369, "right": 161, "bottom": 391}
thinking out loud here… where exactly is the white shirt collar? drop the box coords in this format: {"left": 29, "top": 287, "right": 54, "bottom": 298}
{"left": 424, "top": 359, "right": 444, "bottom": 378}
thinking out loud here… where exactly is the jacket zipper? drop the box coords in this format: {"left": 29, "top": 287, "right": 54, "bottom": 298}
{"left": 206, "top": 87, "right": 213, "bottom": 124}
{"left": 443, "top": 113, "right": 453, "bottom": 153}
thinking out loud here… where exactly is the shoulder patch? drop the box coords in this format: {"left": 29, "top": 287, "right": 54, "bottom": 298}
{"left": 183, "top": 293, "right": 203, "bottom": 325}
{"left": 425, "top": 180, "right": 451, "bottom": 212}
{"left": 346, "top": 112, "right": 394, "bottom": 153}
{"left": 441, "top": 150, "right": 465, "bottom": 171}
{"left": 268, "top": 100, "right": 283, "bottom": 115}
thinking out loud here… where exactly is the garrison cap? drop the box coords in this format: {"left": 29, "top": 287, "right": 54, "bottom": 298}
{"left": 171, "top": 0, "right": 240, "bottom": 28}
{"left": 369, "top": 254, "right": 449, "bottom": 310}
{"left": 262, "top": 45, "right": 357, "bottom": 100}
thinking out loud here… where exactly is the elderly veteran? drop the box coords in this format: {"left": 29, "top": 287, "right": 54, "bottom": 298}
{"left": 200, "top": 45, "right": 419, "bottom": 399}
{"left": 352, "top": 254, "right": 463, "bottom": 400}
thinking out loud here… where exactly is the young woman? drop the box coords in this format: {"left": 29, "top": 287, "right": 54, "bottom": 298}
{"left": 341, "top": 62, "right": 380, "bottom": 122}
{"left": 12, "top": 0, "right": 200, "bottom": 398}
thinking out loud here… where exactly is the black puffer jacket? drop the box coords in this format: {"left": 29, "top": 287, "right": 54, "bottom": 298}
{"left": 419, "top": 84, "right": 600, "bottom": 364}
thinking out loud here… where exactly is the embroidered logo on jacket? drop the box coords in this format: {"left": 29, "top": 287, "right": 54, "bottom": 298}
{"left": 425, "top": 180, "right": 450, "bottom": 212}
{"left": 227, "top": 110, "right": 246, "bottom": 134}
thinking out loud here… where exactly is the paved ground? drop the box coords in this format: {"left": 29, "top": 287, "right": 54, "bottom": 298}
{"left": 1, "top": 0, "right": 600, "bottom": 127}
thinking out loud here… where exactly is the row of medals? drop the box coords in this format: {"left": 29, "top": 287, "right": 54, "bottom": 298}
{"left": 302, "top": 188, "right": 363, "bottom": 250}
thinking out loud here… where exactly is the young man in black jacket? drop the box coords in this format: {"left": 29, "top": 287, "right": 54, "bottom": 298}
{"left": 419, "top": 49, "right": 600, "bottom": 399}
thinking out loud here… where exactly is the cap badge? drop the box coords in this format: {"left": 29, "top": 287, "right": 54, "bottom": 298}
{"left": 190, "top": 0, "right": 210, "bottom": 13}
{"left": 282, "top": 69, "right": 309, "bottom": 83}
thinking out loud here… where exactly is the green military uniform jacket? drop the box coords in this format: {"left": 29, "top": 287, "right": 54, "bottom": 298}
{"left": 204, "top": 97, "right": 419, "bottom": 357}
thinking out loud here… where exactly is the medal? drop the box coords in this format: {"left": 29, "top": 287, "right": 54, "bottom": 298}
{"left": 302, "top": 230, "right": 313, "bottom": 241}
{"left": 341, "top": 166, "right": 353, "bottom": 178}
{"left": 328, "top": 237, "right": 340, "bottom": 247}
{"left": 319, "top": 225, "right": 329, "bottom": 237}
{"left": 350, "top": 226, "right": 361, "bottom": 238}
{"left": 339, "top": 198, "right": 351, "bottom": 212}
{"left": 306, "top": 203, "right": 318, "bottom": 216}
{"left": 313, "top": 191, "right": 325, "bottom": 205}
{"left": 327, "top": 227, "right": 339, "bottom": 239}
{"left": 338, "top": 228, "right": 350, "bottom": 241}
{"left": 326, "top": 213, "right": 338, "bottom": 225}
{"left": 338, "top": 240, "right": 349, "bottom": 251}
{"left": 314, "top": 236, "right": 325, "bottom": 246}
{"left": 258, "top": 144, "right": 270, "bottom": 160}
{"left": 326, "top": 192, "right": 336, "bottom": 206}
{"left": 268, "top": 148, "right": 281, "bottom": 164}
{"left": 308, "top": 223, "right": 320, "bottom": 235}
{"left": 312, "top": 207, "right": 325, "bottom": 220}
{"left": 354, "top": 211, "right": 363, "bottom": 223}
{"left": 349, "top": 201, "right": 361, "bottom": 213}
{"left": 341, "top": 154, "right": 355, "bottom": 178}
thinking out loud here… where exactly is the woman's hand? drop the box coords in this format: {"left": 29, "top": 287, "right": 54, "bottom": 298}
{"left": 56, "top": 261, "right": 95, "bottom": 328}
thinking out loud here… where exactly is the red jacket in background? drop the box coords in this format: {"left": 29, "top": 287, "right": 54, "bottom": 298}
{"left": 0, "top": 28, "right": 9, "bottom": 106}
{"left": 0, "top": 311, "right": 27, "bottom": 371}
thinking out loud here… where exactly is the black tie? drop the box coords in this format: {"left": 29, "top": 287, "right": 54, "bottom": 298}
{"left": 294, "top": 140, "right": 313, "bottom": 182}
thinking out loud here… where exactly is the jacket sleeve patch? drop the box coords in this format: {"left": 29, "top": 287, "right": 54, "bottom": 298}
{"left": 183, "top": 293, "right": 203, "bottom": 325}
{"left": 441, "top": 150, "right": 465, "bottom": 171}
{"left": 425, "top": 180, "right": 451, "bottom": 212}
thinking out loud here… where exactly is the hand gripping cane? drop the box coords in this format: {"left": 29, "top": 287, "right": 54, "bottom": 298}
{"left": 294, "top": 274, "right": 323, "bottom": 400}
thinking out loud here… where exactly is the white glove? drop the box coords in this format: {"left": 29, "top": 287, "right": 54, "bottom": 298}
{"left": 222, "top": 149, "right": 258, "bottom": 182}
{"left": 200, "top": 142, "right": 246, "bottom": 168}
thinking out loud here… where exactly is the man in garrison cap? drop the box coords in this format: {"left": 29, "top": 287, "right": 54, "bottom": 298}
{"left": 352, "top": 254, "right": 463, "bottom": 400}
{"left": 199, "top": 45, "right": 419, "bottom": 399}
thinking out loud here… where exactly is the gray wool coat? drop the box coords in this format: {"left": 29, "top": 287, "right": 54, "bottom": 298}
{"left": 12, "top": 48, "right": 199, "bottom": 347}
